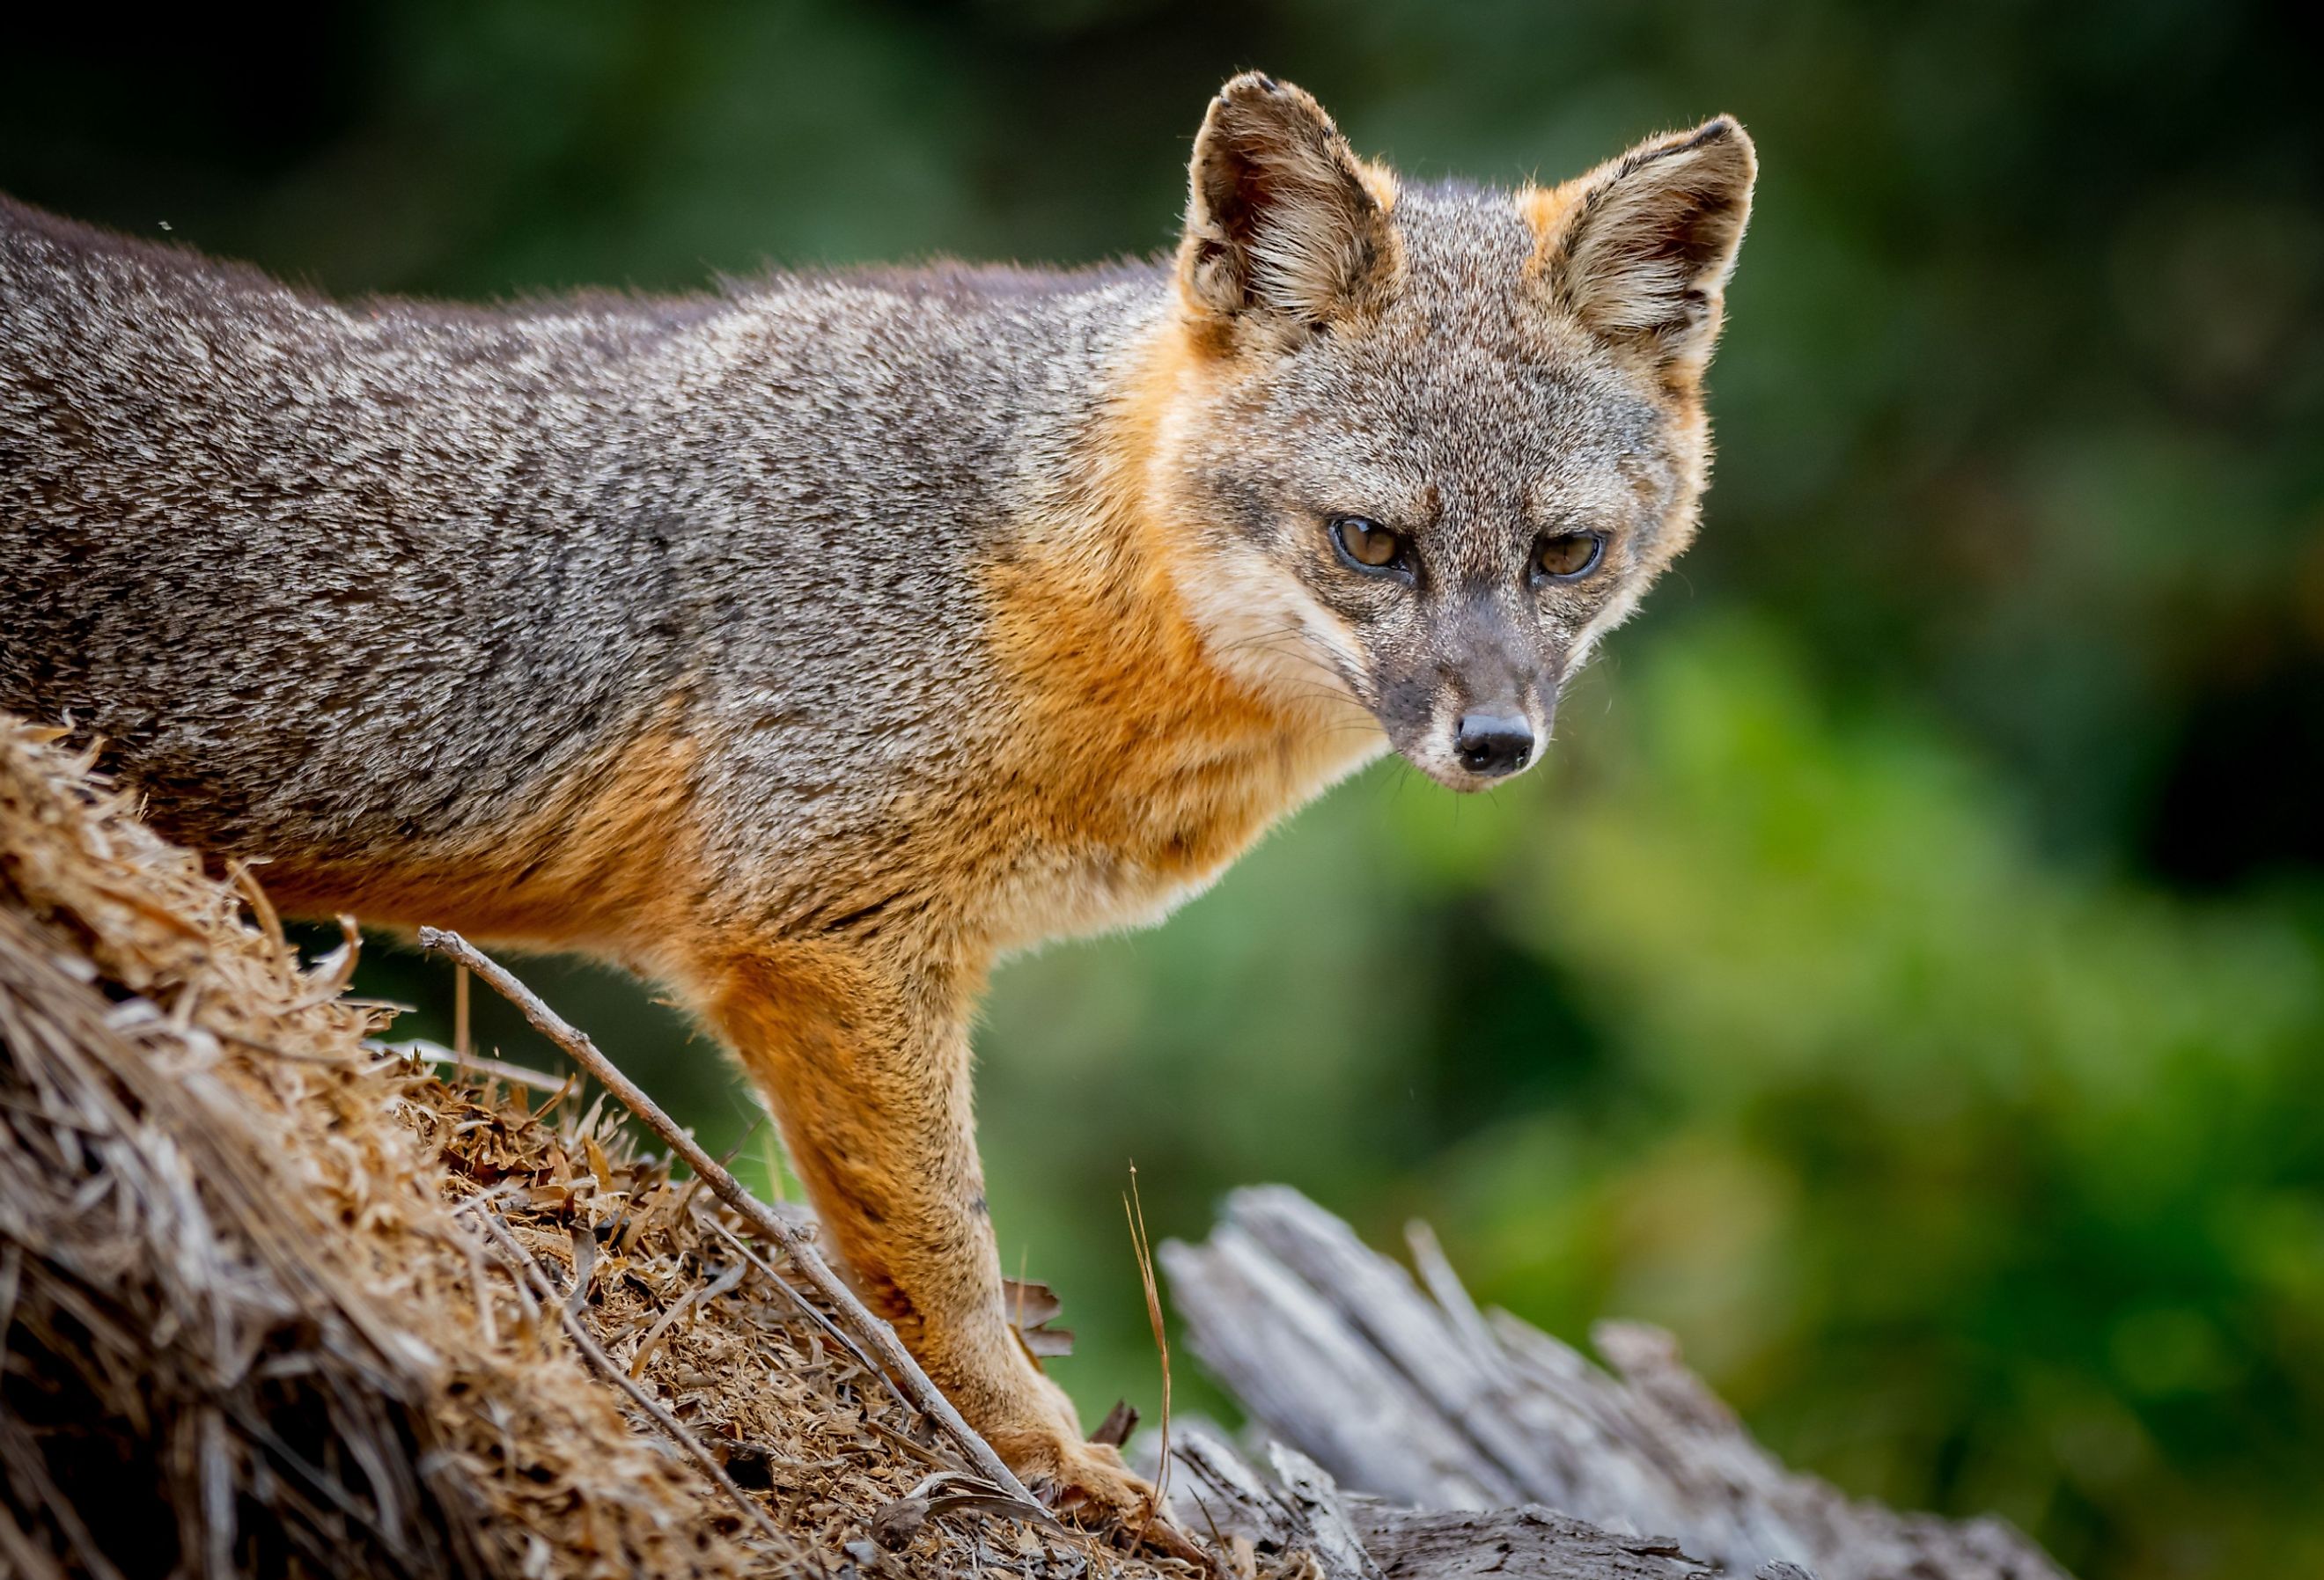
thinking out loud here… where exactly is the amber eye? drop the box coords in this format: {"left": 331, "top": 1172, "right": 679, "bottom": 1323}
{"left": 1331, "top": 515, "right": 1409, "bottom": 575}
{"left": 1533, "top": 531, "right": 1605, "bottom": 584}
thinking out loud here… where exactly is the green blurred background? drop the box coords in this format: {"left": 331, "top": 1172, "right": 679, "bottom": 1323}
{"left": 7, "top": 4, "right": 2319, "bottom": 1575}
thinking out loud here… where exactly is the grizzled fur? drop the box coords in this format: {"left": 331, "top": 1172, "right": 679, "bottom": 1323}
{"left": 0, "top": 207, "right": 1152, "bottom": 892}
{"left": 1173, "top": 180, "right": 1688, "bottom": 778}
{"left": 0, "top": 75, "right": 1753, "bottom": 1525}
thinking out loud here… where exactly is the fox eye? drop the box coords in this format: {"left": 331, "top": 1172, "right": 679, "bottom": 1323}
{"left": 1532, "top": 531, "right": 1605, "bottom": 584}
{"left": 1330, "top": 515, "right": 1411, "bottom": 577}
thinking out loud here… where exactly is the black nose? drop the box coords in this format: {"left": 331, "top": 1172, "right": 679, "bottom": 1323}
{"left": 1454, "top": 713, "right": 1533, "bottom": 777}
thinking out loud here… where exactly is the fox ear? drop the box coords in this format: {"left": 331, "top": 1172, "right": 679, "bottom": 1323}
{"left": 1543, "top": 117, "right": 1755, "bottom": 369}
{"left": 1179, "top": 73, "right": 1399, "bottom": 329}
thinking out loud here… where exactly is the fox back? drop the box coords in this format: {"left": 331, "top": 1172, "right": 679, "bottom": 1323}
{"left": 0, "top": 199, "right": 1153, "bottom": 873}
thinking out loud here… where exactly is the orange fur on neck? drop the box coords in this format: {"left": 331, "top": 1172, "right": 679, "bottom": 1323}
{"left": 976, "top": 316, "right": 1374, "bottom": 927}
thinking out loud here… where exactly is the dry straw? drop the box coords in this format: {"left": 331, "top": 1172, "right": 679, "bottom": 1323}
{"left": 0, "top": 718, "right": 1184, "bottom": 1580}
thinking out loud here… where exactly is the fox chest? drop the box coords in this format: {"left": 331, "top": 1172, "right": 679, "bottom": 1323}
{"left": 978, "top": 725, "right": 1383, "bottom": 952}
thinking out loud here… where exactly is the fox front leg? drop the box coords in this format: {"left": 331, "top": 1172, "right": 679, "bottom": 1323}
{"left": 703, "top": 938, "right": 1150, "bottom": 1518}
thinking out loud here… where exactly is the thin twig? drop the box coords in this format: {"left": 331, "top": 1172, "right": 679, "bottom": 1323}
{"left": 381, "top": 1040, "right": 572, "bottom": 1094}
{"left": 419, "top": 927, "right": 1034, "bottom": 1503}
{"left": 0, "top": 1406, "right": 129, "bottom": 1580}
{"left": 460, "top": 1202, "right": 797, "bottom": 1554}
{"left": 0, "top": 1497, "right": 72, "bottom": 1580}
{"left": 702, "top": 1216, "right": 920, "bottom": 1420}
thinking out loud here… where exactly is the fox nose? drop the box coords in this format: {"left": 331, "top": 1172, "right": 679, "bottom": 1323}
{"left": 1454, "top": 712, "right": 1533, "bottom": 777}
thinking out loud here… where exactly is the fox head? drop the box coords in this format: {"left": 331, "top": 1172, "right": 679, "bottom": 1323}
{"left": 1148, "top": 73, "right": 1754, "bottom": 790}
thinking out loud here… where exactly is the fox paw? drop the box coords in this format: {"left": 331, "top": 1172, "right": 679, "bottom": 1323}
{"left": 989, "top": 1421, "right": 1151, "bottom": 1519}
{"left": 989, "top": 1422, "right": 1213, "bottom": 1568}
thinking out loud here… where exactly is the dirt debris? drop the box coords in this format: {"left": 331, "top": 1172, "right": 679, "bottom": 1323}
{"left": 0, "top": 717, "right": 1181, "bottom": 1580}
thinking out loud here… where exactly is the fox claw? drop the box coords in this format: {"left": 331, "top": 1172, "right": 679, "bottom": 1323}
{"left": 988, "top": 1424, "right": 1210, "bottom": 1566}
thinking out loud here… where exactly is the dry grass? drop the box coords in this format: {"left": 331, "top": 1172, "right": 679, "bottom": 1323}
{"left": 0, "top": 717, "right": 1183, "bottom": 1580}
{"left": 1121, "top": 1169, "right": 1172, "bottom": 1553}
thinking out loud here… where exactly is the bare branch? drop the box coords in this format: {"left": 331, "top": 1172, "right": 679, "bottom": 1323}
{"left": 418, "top": 926, "right": 1035, "bottom": 1505}
{"left": 460, "top": 1202, "right": 798, "bottom": 1556}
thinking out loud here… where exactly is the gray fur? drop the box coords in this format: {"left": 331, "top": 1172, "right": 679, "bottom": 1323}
{"left": 0, "top": 105, "right": 1747, "bottom": 937}
{"left": 1173, "top": 180, "right": 1683, "bottom": 773}
{"left": 1, "top": 199, "right": 1160, "bottom": 906}
{"left": 1167, "top": 81, "right": 1750, "bottom": 787}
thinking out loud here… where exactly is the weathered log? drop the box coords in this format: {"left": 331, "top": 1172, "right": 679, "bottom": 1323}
{"left": 1166, "top": 1429, "right": 1724, "bottom": 1580}
{"left": 1161, "top": 1187, "right": 2068, "bottom": 1580}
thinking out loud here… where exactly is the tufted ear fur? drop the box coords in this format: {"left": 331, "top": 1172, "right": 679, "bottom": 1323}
{"left": 1178, "top": 73, "right": 1400, "bottom": 331}
{"left": 1543, "top": 116, "right": 1755, "bottom": 370}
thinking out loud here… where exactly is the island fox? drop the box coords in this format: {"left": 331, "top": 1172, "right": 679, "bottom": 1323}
{"left": 0, "top": 75, "right": 1754, "bottom": 1519}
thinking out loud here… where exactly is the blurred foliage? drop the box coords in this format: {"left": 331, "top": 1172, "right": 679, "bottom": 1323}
{"left": 7, "top": 4, "right": 2320, "bottom": 1576}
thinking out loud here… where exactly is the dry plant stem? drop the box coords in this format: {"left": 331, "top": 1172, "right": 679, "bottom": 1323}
{"left": 0, "top": 1409, "right": 122, "bottom": 1580}
{"left": 702, "top": 1216, "right": 920, "bottom": 1420}
{"left": 0, "top": 1501, "right": 70, "bottom": 1580}
{"left": 418, "top": 927, "right": 1035, "bottom": 1504}
{"left": 1123, "top": 1167, "right": 1173, "bottom": 1540}
{"left": 460, "top": 1201, "right": 798, "bottom": 1555}
{"left": 405, "top": 1042, "right": 574, "bottom": 1095}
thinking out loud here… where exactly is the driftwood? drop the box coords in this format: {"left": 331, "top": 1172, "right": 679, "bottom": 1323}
{"left": 1160, "top": 1187, "right": 2067, "bottom": 1580}
{"left": 1163, "top": 1431, "right": 1728, "bottom": 1580}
